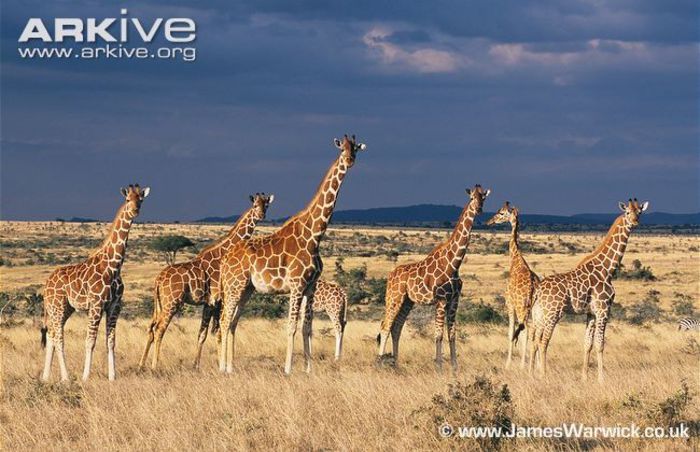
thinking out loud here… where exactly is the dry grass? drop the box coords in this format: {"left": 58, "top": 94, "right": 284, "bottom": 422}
{"left": 1, "top": 221, "right": 699, "bottom": 450}
{"left": 1, "top": 319, "right": 698, "bottom": 450}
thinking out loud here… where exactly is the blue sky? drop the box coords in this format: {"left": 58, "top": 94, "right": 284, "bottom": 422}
{"left": 1, "top": 0, "right": 698, "bottom": 221}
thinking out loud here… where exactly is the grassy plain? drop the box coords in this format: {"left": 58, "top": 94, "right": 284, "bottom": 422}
{"left": 0, "top": 221, "right": 698, "bottom": 450}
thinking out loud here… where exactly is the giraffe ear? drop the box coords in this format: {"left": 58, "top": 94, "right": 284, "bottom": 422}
{"left": 249, "top": 195, "right": 255, "bottom": 203}
{"left": 268, "top": 194, "right": 275, "bottom": 204}
{"left": 141, "top": 187, "right": 150, "bottom": 198}
{"left": 357, "top": 143, "right": 367, "bottom": 151}
{"left": 618, "top": 202, "right": 627, "bottom": 212}
{"left": 465, "top": 188, "right": 471, "bottom": 195}
{"left": 333, "top": 138, "right": 342, "bottom": 149}
{"left": 640, "top": 201, "right": 649, "bottom": 212}
{"left": 484, "top": 189, "right": 491, "bottom": 197}
{"left": 120, "top": 187, "right": 128, "bottom": 198}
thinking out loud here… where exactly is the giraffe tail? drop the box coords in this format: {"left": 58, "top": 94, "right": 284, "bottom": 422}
{"left": 512, "top": 323, "right": 525, "bottom": 344}
{"left": 40, "top": 300, "right": 48, "bottom": 348}
{"left": 40, "top": 326, "right": 47, "bottom": 348}
{"left": 341, "top": 293, "right": 348, "bottom": 332}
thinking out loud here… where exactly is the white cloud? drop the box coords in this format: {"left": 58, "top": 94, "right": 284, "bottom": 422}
{"left": 362, "top": 27, "right": 461, "bottom": 74}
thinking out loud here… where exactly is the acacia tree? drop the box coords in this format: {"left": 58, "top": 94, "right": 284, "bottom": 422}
{"left": 150, "top": 235, "right": 196, "bottom": 265}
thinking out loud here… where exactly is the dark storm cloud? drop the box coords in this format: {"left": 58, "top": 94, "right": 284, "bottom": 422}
{"left": 0, "top": 0, "right": 698, "bottom": 221}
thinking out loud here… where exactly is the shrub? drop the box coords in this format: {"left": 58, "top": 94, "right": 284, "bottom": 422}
{"left": 614, "top": 259, "right": 656, "bottom": 281}
{"left": 335, "top": 258, "right": 385, "bottom": 305}
{"left": 459, "top": 301, "right": 505, "bottom": 324}
{"left": 671, "top": 293, "right": 695, "bottom": 317}
{"left": 412, "top": 376, "right": 514, "bottom": 450}
{"left": 149, "top": 235, "right": 196, "bottom": 265}
{"left": 621, "top": 382, "right": 699, "bottom": 436}
{"left": 624, "top": 290, "right": 662, "bottom": 325}
{"left": 243, "top": 294, "right": 285, "bottom": 319}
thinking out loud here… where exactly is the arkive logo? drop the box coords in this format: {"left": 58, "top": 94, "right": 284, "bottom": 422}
{"left": 17, "top": 9, "right": 197, "bottom": 62}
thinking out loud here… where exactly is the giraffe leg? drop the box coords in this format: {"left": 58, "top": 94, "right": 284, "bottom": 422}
{"left": 41, "top": 334, "right": 55, "bottom": 381}
{"left": 390, "top": 299, "right": 414, "bottom": 364}
{"left": 55, "top": 326, "right": 71, "bottom": 382}
{"left": 82, "top": 306, "right": 103, "bottom": 381}
{"left": 434, "top": 300, "right": 447, "bottom": 370}
{"left": 226, "top": 294, "right": 250, "bottom": 373}
{"left": 41, "top": 295, "right": 62, "bottom": 381}
{"left": 537, "top": 312, "right": 560, "bottom": 378}
{"left": 194, "top": 304, "right": 215, "bottom": 370}
{"left": 378, "top": 291, "right": 407, "bottom": 358}
{"left": 506, "top": 306, "right": 515, "bottom": 369}
{"left": 528, "top": 321, "right": 540, "bottom": 376}
{"left": 301, "top": 295, "right": 314, "bottom": 373}
{"left": 446, "top": 294, "right": 459, "bottom": 371}
{"left": 519, "top": 323, "right": 528, "bottom": 369}
{"left": 284, "top": 288, "right": 305, "bottom": 375}
{"left": 333, "top": 316, "right": 345, "bottom": 361}
{"left": 582, "top": 313, "right": 595, "bottom": 381}
{"left": 219, "top": 282, "right": 248, "bottom": 374}
{"left": 151, "top": 308, "right": 177, "bottom": 370}
{"left": 594, "top": 312, "right": 609, "bottom": 383}
{"left": 138, "top": 320, "right": 155, "bottom": 370}
{"left": 105, "top": 300, "right": 122, "bottom": 381}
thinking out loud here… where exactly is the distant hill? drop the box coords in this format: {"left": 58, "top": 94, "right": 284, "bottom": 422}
{"left": 195, "top": 205, "right": 700, "bottom": 227}
{"left": 56, "top": 217, "right": 99, "bottom": 223}
{"left": 195, "top": 214, "right": 241, "bottom": 223}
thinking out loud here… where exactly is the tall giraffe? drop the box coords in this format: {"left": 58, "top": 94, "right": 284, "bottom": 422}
{"left": 311, "top": 279, "right": 348, "bottom": 361}
{"left": 219, "top": 134, "right": 367, "bottom": 374}
{"left": 377, "top": 185, "right": 490, "bottom": 370}
{"left": 529, "top": 198, "right": 649, "bottom": 382}
{"left": 486, "top": 202, "right": 539, "bottom": 368}
{"left": 41, "top": 184, "right": 150, "bottom": 381}
{"left": 138, "top": 193, "right": 274, "bottom": 370}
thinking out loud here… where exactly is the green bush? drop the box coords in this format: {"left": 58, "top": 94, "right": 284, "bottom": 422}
{"left": 625, "top": 290, "right": 662, "bottom": 325}
{"left": 412, "top": 376, "right": 514, "bottom": 450}
{"left": 149, "top": 235, "right": 196, "bottom": 265}
{"left": 671, "top": 293, "right": 695, "bottom": 317}
{"left": 335, "top": 258, "right": 386, "bottom": 305}
{"left": 614, "top": 259, "right": 656, "bottom": 281}
{"left": 243, "top": 294, "right": 285, "bottom": 319}
{"left": 458, "top": 301, "right": 505, "bottom": 324}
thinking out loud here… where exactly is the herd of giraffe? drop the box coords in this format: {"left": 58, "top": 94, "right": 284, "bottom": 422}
{"left": 39, "top": 134, "right": 651, "bottom": 384}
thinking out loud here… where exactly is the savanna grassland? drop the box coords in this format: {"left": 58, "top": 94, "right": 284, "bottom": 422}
{"left": 0, "top": 221, "right": 699, "bottom": 451}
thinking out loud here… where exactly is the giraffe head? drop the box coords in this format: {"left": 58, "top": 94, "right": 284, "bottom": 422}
{"left": 248, "top": 192, "right": 275, "bottom": 221}
{"left": 333, "top": 134, "right": 367, "bottom": 168}
{"left": 120, "top": 184, "right": 150, "bottom": 218}
{"left": 485, "top": 201, "right": 518, "bottom": 226}
{"left": 618, "top": 198, "right": 649, "bottom": 227}
{"left": 465, "top": 184, "right": 491, "bottom": 214}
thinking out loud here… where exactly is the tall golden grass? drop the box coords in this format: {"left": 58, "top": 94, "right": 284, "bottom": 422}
{"left": 1, "top": 317, "right": 698, "bottom": 450}
{"left": 0, "top": 222, "right": 698, "bottom": 450}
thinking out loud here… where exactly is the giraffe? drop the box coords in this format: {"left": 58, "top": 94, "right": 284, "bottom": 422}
{"left": 529, "top": 198, "right": 649, "bottom": 382}
{"left": 377, "top": 185, "right": 490, "bottom": 370}
{"left": 311, "top": 279, "right": 348, "bottom": 361}
{"left": 138, "top": 193, "right": 274, "bottom": 370}
{"left": 40, "top": 184, "right": 150, "bottom": 382}
{"left": 485, "top": 202, "right": 539, "bottom": 369}
{"left": 219, "top": 134, "right": 367, "bottom": 374}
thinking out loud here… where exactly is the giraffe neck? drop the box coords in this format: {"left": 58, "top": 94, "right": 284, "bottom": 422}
{"left": 98, "top": 204, "right": 135, "bottom": 271}
{"left": 199, "top": 207, "right": 259, "bottom": 256}
{"left": 299, "top": 154, "right": 349, "bottom": 245}
{"left": 509, "top": 217, "right": 520, "bottom": 257}
{"left": 445, "top": 200, "right": 480, "bottom": 271}
{"left": 579, "top": 215, "right": 632, "bottom": 276}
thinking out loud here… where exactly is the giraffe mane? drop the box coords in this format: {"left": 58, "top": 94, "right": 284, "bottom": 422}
{"left": 89, "top": 202, "right": 128, "bottom": 258}
{"left": 575, "top": 214, "right": 626, "bottom": 267}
